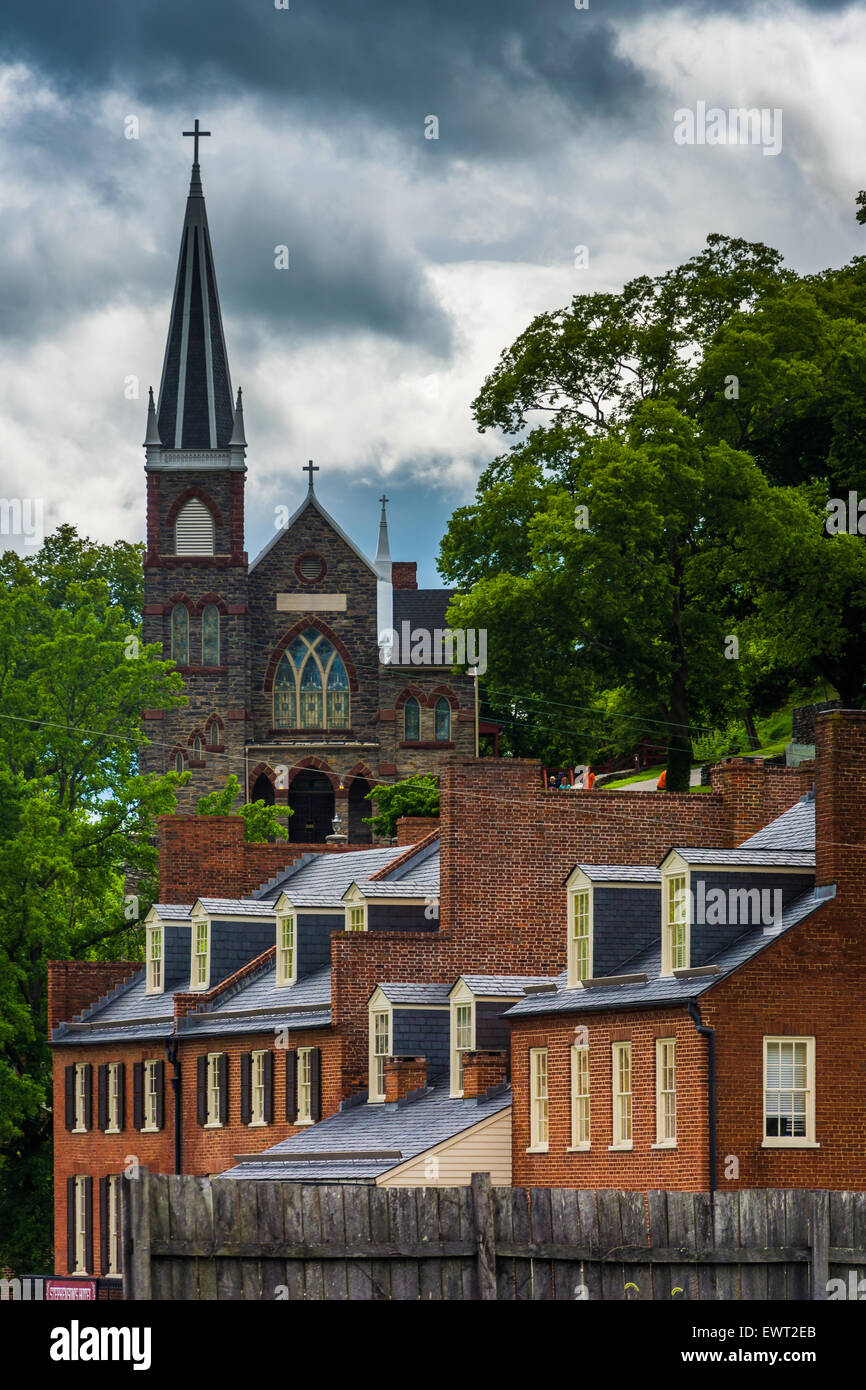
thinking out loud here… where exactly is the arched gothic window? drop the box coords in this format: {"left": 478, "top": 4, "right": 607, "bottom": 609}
{"left": 192, "top": 737, "right": 202, "bottom": 759}
{"left": 404, "top": 695, "right": 420, "bottom": 742}
{"left": 175, "top": 498, "right": 214, "bottom": 555}
{"left": 434, "top": 696, "right": 451, "bottom": 743}
{"left": 171, "top": 605, "right": 189, "bottom": 666}
{"left": 273, "top": 628, "right": 350, "bottom": 730}
{"left": 202, "top": 604, "right": 220, "bottom": 665}
{"left": 174, "top": 752, "right": 185, "bottom": 775}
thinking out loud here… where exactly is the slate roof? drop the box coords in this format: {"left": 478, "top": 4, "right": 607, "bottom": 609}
{"left": 50, "top": 967, "right": 179, "bottom": 1045}
{"left": 459, "top": 974, "right": 559, "bottom": 997}
{"left": 740, "top": 795, "right": 816, "bottom": 852}
{"left": 667, "top": 847, "right": 815, "bottom": 868}
{"left": 255, "top": 845, "right": 405, "bottom": 906}
{"left": 151, "top": 903, "right": 193, "bottom": 920}
{"left": 574, "top": 865, "right": 661, "bottom": 883}
{"left": 392, "top": 589, "right": 455, "bottom": 632}
{"left": 220, "top": 1081, "right": 512, "bottom": 1182}
{"left": 211, "top": 964, "right": 331, "bottom": 1014}
{"left": 179, "top": 1009, "right": 332, "bottom": 1038}
{"left": 350, "top": 880, "right": 432, "bottom": 900}
{"left": 374, "top": 982, "right": 452, "bottom": 1006}
{"left": 195, "top": 898, "right": 277, "bottom": 917}
{"left": 505, "top": 888, "right": 829, "bottom": 1019}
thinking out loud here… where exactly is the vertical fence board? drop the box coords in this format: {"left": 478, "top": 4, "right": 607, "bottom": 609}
{"left": 576, "top": 1190, "right": 602, "bottom": 1302}
{"left": 665, "top": 1191, "right": 697, "bottom": 1304}
{"left": 810, "top": 1190, "right": 830, "bottom": 1301}
{"left": 301, "top": 1185, "right": 324, "bottom": 1300}
{"left": 739, "top": 1190, "right": 769, "bottom": 1301}
{"left": 281, "top": 1183, "right": 306, "bottom": 1300}
{"left": 492, "top": 1187, "right": 515, "bottom": 1301}
{"left": 319, "top": 1186, "right": 349, "bottom": 1301}
{"left": 596, "top": 1190, "right": 628, "bottom": 1302}
{"left": 368, "top": 1186, "right": 392, "bottom": 1300}
{"left": 416, "top": 1188, "right": 443, "bottom": 1301}
{"left": 550, "top": 1187, "right": 582, "bottom": 1301}
{"left": 239, "top": 1182, "right": 264, "bottom": 1301}
{"left": 389, "top": 1187, "right": 420, "bottom": 1301}
{"left": 437, "top": 1185, "right": 463, "bottom": 1301}
{"left": 765, "top": 1188, "right": 787, "bottom": 1302}
{"left": 149, "top": 1174, "right": 172, "bottom": 1301}
{"left": 511, "top": 1186, "right": 533, "bottom": 1301}
{"left": 712, "top": 1191, "right": 740, "bottom": 1301}
{"left": 647, "top": 1192, "right": 670, "bottom": 1301}
{"left": 457, "top": 1186, "right": 477, "bottom": 1300}
{"left": 528, "top": 1186, "right": 554, "bottom": 1300}
{"left": 784, "top": 1190, "right": 809, "bottom": 1302}
{"left": 257, "top": 1181, "right": 285, "bottom": 1302}
{"left": 343, "top": 1184, "right": 374, "bottom": 1302}
{"left": 620, "top": 1191, "right": 651, "bottom": 1300}
{"left": 212, "top": 1181, "right": 243, "bottom": 1300}
{"left": 828, "top": 1190, "right": 853, "bottom": 1295}
{"left": 693, "top": 1193, "right": 715, "bottom": 1302}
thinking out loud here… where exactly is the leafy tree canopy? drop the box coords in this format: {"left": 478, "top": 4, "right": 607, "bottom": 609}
{"left": 197, "top": 775, "right": 291, "bottom": 842}
{"left": 364, "top": 775, "right": 439, "bottom": 837}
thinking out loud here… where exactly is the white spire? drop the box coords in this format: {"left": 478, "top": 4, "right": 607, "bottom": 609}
{"left": 229, "top": 386, "right": 247, "bottom": 447}
{"left": 144, "top": 386, "right": 162, "bottom": 446}
{"left": 375, "top": 493, "right": 391, "bottom": 564}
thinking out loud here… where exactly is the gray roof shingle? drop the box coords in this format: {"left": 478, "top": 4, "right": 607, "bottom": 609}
{"left": 668, "top": 847, "right": 815, "bottom": 868}
{"left": 740, "top": 796, "right": 816, "bottom": 851}
{"left": 574, "top": 865, "right": 661, "bottom": 883}
{"left": 374, "top": 982, "right": 452, "bottom": 1005}
{"left": 256, "top": 846, "right": 406, "bottom": 906}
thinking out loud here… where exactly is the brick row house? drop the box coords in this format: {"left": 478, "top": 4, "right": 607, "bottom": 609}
{"left": 140, "top": 142, "right": 480, "bottom": 835}
{"left": 52, "top": 706, "right": 866, "bottom": 1282}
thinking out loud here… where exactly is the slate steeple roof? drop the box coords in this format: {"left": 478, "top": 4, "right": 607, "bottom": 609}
{"left": 156, "top": 157, "right": 234, "bottom": 450}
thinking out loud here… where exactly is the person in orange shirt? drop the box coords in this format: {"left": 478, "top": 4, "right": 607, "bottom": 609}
{"left": 656, "top": 769, "right": 667, "bottom": 790}
{"left": 585, "top": 770, "right": 595, "bottom": 790}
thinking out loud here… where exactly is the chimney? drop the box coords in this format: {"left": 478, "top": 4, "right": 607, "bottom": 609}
{"left": 392, "top": 562, "right": 418, "bottom": 590}
{"left": 383, "top": 1056, "right": 427, "bottom": 1102}
{"left": 461, "top": 1050, "right": 509, "bottom": 1099}
{"left": 47, "top": 961, "right": 138, "bottom": 1038}
{"left": 815, "top": 709, "right": 866, "bottom": 891}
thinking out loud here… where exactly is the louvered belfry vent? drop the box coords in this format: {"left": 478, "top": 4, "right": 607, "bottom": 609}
{"left": 175, "top": 498, "right": 215, "bottom": 555}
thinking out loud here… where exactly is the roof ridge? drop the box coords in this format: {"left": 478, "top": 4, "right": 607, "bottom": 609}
{"left": 369, "top": 828, "right": 439, "bottom": 880}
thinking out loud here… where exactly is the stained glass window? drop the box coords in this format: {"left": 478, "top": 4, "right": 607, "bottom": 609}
{"left": 404, "top": 695, "right": 420, "bottom": 741}
{"left": 171, "top": 605, "right": 189, "bottom": 666}
{"left": 434, "top": 696, "right": 450, "bottom": 742}
{"left": 202, "top": 604, "right": 220, "bottom": 665}
{"left": 272, "top": 628, "right": 351, "bottom": 730}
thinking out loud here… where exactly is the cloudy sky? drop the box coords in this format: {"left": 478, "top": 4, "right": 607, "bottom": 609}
{"left": 1, "top": 0, "right": 865, "bottom": 582}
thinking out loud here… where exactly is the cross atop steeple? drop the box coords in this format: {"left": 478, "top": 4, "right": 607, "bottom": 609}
{"left": 183, "top": 118, "right": 211, "bottom": 165}
{"left": 304, "top": 459, "right": 319, "bottom": 491}
{"left": 379, "top": 494, "right": 389, "bottom": 507}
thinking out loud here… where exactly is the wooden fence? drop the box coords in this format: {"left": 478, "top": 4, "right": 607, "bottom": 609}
{"left": 123, "top": 1174, "right": 866, "bottom": 1301}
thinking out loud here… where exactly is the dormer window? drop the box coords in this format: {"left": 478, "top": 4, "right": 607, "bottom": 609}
{"left": 662, "top": 872, "right": 689, "bottom": 974}
{"left": 450, "top": 988, "right": 475, "bottom": 1097}
{"left": 368, "top": 1002, "right": 392, "bottom": 1103}
{"left": 146, "top": 925, "right": 163, "bottom": 994}
{"left": 568, "top": 887, "right": 592, "bottom": 986}
{"left": 277, "top": 913, "right": 296, "bottom": 986}
{"left": 192, "top": 918, "right": 210, "bottom": 989}
{"left": 346, "top": 901, "right": 367, "bottom": 932}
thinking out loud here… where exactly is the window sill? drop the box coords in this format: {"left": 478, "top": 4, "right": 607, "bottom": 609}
{"left": 399, "top": 741, "right": 455, "bottom": 750}
{"left": 525, "top": 1144, "right": 549, "bottom": 1155}
{"left": 608, "top": 1143, "right": 633, "bottom": 1152}
{"left": 72, "top": 1127, "right": 86, "bottom": 1135}
{"left": 294, "top": 1117, "right": 314, "bottom": 1127}
{"left": 248, "top": 1120, "right": 268, "bottom": 1129}
{"left": 761, "top": 1139, "right": 820, "bottom": 1149}
{"left": 652, "top": 1141, "right": 677, "bottom": 1150}
{"left": 141, "top": 1124, "right": 159, "bottom": 1134}
{"left": 105, "top": 1127, "right": 120, "bottom": 1136}
{"left": 566, "top": 1144, "right": 590, "bottom": 1153}
{"left": 204, "top": 1120, "right": 223, "bottom": 1130}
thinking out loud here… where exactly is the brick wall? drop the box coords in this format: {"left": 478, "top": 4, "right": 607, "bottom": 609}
{"left": 47, "top": 962, "right": 140, "bottom": 1038}
{"left": 395, "top": 816, "right": 439, "bottom": 846}
{"left": 156, "top": 814, "right": 373, "bottom": 902}
{"left": 815, "top": 708, "right": 866, "bottom": 892}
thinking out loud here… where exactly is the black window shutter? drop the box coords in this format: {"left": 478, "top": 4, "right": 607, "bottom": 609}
{"left": 263, "top": 1051, "right": 274, "bottom": 1123}
{"left": 82, "top": 1063, "right": 93, "bottom": 1131}
{"left": 83, "top": 1176, "right": 93, "bottom": 1274}
{"left": 240, "top": 1053, "right": 252, "bottom": 1125}
{"left": 66, "top": 1176, "right": 76, "bottom": 1271}
{"left": 132, "top": 1062, "right": 144, "bottom": 1130}
{"left": 65, "top": 1066, "right": 75, "bottom": 1131}
{"left": 155, "top": 1060, "right": 165, "bottom": 1130}
{"left": 285, "top": 1050, "right": 297, "bottom": 1122}
{"left": 99, "top": 1176, "right": 109, "bottom": 1273}
{"left": 196, "top": 1055, "right": 208, "bottom": 1125}
{"left": 97, "top": 1065, "right": 108, "bottom": 1132}
{"left": 218, "top": 1053, "right": 229, "bottom": 1124}
{"left": 309, "top": 1047, "right": 322, "bottom": 1122}
{"left": 117, "top": 1063, "right": 126, "bottom": 1132}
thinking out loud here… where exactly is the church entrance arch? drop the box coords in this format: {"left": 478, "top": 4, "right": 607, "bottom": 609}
{"left": 289, "top": 770, "right": 335, "bottom": 843}
{"left": 348, "top": 777, "right": 372, "bottom": 843}
{"left": 251, "top": 773, "right": 275, "bottom": 806}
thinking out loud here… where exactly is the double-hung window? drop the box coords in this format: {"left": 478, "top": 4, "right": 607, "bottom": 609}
{"left": 146, "top": 926, "right": 162, "bottom": 993}
{"left": 569, "top": 889, "right": 592, "bottom": 984}
{"left": 528, "top": 1048, "right": 549, "bottom": 1152}
{"left": 251, "top": 1050, "right": 267, "bottom": 1125}
{"left": 73, "top": 1175, "right": 89, "bottom": 1274}
{"left": 193, "top": 920, "right": 209, "bottom": 987}
{"left": 655, "top": 1038, "right": 676, "bottom": 1146}
{"left": 347, "top": 905, "right": 366, "bottom": 932}
{"left": 277, "top": 914, "right": 296, "bottom": 985}
{"left": 611, "top": 1042, "right": 633, "bottom": 1149}
{"left": 663, "top": 874, "right": 689, "bottom": 973}
{"left": 453, "top": 1003, "right": 474, "bottom": 1096}
{"left": 106, "top": 1062, "right": 121, "bottom": 1132}
{"left": 570, "top": 1044, "right": 590, "bottom": 1149}
{"left": 74, "top": 1063, "right": 88, "bottom": 1132}
{"left": 369, "top": 1010, "right": 391, "bottom": 1102}
{"left": 763, "top": 1037, "right": 816, "bottom": 1146}
{"left": 106, "top": 1175, "right": 122, "bottom": 1276}
{"left": 207, "top": 1053, "right": 222, "bottom": 1126}
{"left": 297, "top": 1048, "right": 314, "bottom": 1124}
{"left": 143, "top": 1060, "right": 160, "bottom": 1131}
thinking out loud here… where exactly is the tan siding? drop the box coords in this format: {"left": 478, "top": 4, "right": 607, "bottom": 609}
{"left": 377, "top": 1108, "right": 512, "bottom": 1188}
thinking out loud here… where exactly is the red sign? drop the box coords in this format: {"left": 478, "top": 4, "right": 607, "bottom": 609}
{"left": 46, "top": 1279, "right": 97, "bottom": 1301}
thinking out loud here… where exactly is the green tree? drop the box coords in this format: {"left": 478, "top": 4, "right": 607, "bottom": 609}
{"left": 197, "top": 775, "right": 292, "bottom": 842}
{"left": 364, "top": 775, "right": 439, "bottom": 837}
{"left": 0, "top": 529, "right": 185, "bottom": 1272}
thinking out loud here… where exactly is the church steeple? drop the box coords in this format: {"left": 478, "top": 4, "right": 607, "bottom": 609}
{"left": 156, "top": 126, "right": 234, "bottom": 451}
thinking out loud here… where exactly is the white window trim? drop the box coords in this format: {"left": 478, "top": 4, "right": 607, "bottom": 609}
{"left": 653, "top": 1037, "right": 677, "bottom": 1149}
{"left": 567, "top": 885, "right": 593, "bottom": 988}
{"left": 142, "top": 1059, "right": 160, "bottom": 1132}
{"left": 205, "top": 1052, "right": 223, "bottom": 1128}
{"left": 450, "top": 988, "right": 475, "bottom": 1098}
{"left": 73, "top": 1062, "right": 88, "bottom": 1133}
{"left": 191, "top": 916, "right": 210, "bottom": 990}
{"left": 145, "top": 923, "right": 163, "bottom": 995}
{"left": 345, "top": 900, "right": 368, "bottom": 933}
{"left": 250, "top": 1049, "right": 268, "bottom": 1127}
{"left": 276, "top": 913, "right": 297, "bottom": 987}
{"left": 661, "top": 869, "right": 690, "bottom": 976}
{"left": 527, "top": 1047, "right": 549, "bottom": 1153}
{"left": 568, "top": 1043, "right": 591, "bottom": 1151}
{"left": 296, "top": 1047, "right": 315, "bottom": 1125}
{"left": 762, "top": 1035, "right": 819, "bottom": 1149}
{"left": 73, "top": 1174, "right": 88, "bottom": 1275}
{"left": 610, "top": 1042, "right": 633, "bottom": 1151}
{"left": 368, "top": 998, "right": 392, "bottom": 1103}
{"left": 106, "top": 1174, "right": 122, "bottom": 1277}
{"left": 106, "top": 1061, "right": 121, "bottom": 1134}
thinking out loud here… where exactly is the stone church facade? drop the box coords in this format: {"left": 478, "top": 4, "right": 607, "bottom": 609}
{"left": 140, "top": 150, "right": 476, "bottom": 841}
